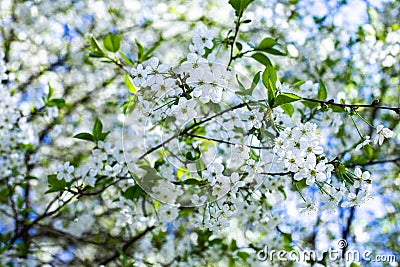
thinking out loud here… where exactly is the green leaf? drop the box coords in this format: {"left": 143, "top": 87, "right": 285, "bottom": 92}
{"left": 180, "top": 178, "right": 204, "bottom": 185}
{"left": 281, "top": 232, "right": 293, "bottom": 251}
{"left": 273, "top": 93, "right": 301, "bottom": 108}
{"left": 278, "top": 185, "right": 287, "bottom": 200}
{"left": 46, "top": 174, "right": 66, "bottom": 193}
{"left": 235, "top": 74, "right": 246, "bottom": 91}
{"left": 88, "top": 51, "right": 106, "bottom": 58}
{"left": 318, "top": 79, "right": 327, "bottom": 101}
{"left": 125, "top": 74, "right": 136, "bottom": 94}
{"left": 47, "top": 98, "right": 65, "bottom": 107}
{"left": 90, "top": 36, "right": 104, "bottom": 53}
{"left": 280, "top": 103, "right": 294, "bottom": 117}
{"left": 47, "top": 82, "right": 54, "bottom": 100}
{"left": 292, "top": 80, "right": 305, "bottom": 88}
{"left": 228, "top": 257, "right": 236, "bottom": 267}
{"left": 0, "top": 188, "right": 10, "bottom": 204}
{"left": 237, "top": 252, "right": 250, "bottom": 261}
{"left": 262, "top": 65, "right": 277, "bottom": 107}
{"left": 143, "top": 41, "right": 161, "bottom": 60}
{"left": 119, "top": 52, "right": 135, "bottom": 66}
{"left": 123, "top": 185, "right": 143, "bottom": 200}
{"left": 100, "top": 131, "right": 110, "bottom": 141}
{"left": 302, "top": 100, "right": 319, "bottom": 109}
{"left": 249, "top": 71, "right": 261, "bottom": 91}
{"left": 257, "top": 37, "right": 277, "bottom": 50}
{"left": 135, "top": 39, "right": 145, "bottom": 62}
{"left": 228, "top": 0, "right": 241, "bottom": 12}
{"left": 236, "top": 72, "right": 261, "bottom": 97}
{"left": 330, "top": 104, "right": 346, "bottom": 113}
{"left": 250, "top": 53, "right": 272, "bottom": 67}
{"left": 195, "top": 159, "right": 205, "bottom": 177}
{"left": 249, "top": 149, "right": 260, "bottom": 161}
{"left": 235, "top": 42, "right": 243, "bottom": 51}
{"left": 103, "top": 33, "right": 121, "bottom": 53}
{"left": 122, "top": 96, "right": 138, "bottom": 114}
{"left": 185, "top": 147, "right": 201, "bottom": 160}
{"left": 258, "top": 47, "right": 286, "bottom": 56}
{"left": 228, "top": 0, "right": 254, "bottom": 14}
{"left": 92, "top": 118, "right": 103, "bottom": 142}
{"left": 229, "top": 240, "right": 238, "bottom": 251}
{"left": 74, "top": 132, "right": 94, "bottom": 142}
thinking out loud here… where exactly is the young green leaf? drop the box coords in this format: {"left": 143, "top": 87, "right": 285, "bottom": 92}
{"left": 249, "top": 71, "right": 261, "bottom": 91}
{"left": 318, "top": 79, "right": 327, "bottom": 101}
{"left": 280, "top": 103, "right": 295, "bottom": 117}
{"left": 292, "top": 80, "right": 305, "bottom": 88}
{"left": 235, "top": 42, "right": 243, "bottom": 51}
{"left": 46, "top": 174, "right": 67, "bottom": 194}
{"left": 257, "top": 37, "right": 277, "bottom": 50}
{"left": 119, "top": 52, "right": 135, "bottom": 66}
{"left": 180, "top": 178, "right": 204, "bottom": 185}
{"left": 103, "top": 33, "right": 121, "bottom": 53}
{"left": 47, "top": 98, "right": 65, "bottom": 107}
{"left": 92, "top": 118, "right": 103, "bottom": 142}
{"left": 273, "top": 93, "right": 301, "bottom": 107}
{"left": 123, "top": 185, "right": 143, "bottom": 200}
{"left": 228, "top": 0, "right": 255, "bottom": 14}
{"left": 262, "top": 65, "right": 277, "bottom": 107}
{"left": 135, "top": 39, "right": 145, "bottom": 62}
{"left": 74, "top": 132, "right": 94, "bottom": 142}
{"left": 90, "top": 36, "right": 103, "bottom": 53}
{"left": 258, "top": 47, "right": 286, "bottom": 56}
{"left": 195, "top": 159, "right": 205, "bottom": 177}
{"left": 251, "top": 53, "right": 272, "bottom": 67}
{"left": 125, "top": 74, "right": 136, "bottom": 94}
{"left": 47, "top": 82, "right": 54, "bottom": 100}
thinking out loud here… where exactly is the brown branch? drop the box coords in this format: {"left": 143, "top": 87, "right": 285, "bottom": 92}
{"left": 99, "top": 225, "right": 157, "bottom": 265}
{"left": 301, "top": 97, "right": 400, "bottom": 114}
{"left": 185, "top": 133, "right": 273, "bottom": 149}
{"left": 227, "top": 14, "right": 243, "bottom": 68}
{"left": 345, "top": 157, "right": 400, "bottom": 167}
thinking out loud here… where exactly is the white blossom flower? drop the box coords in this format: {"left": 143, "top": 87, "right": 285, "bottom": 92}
{"left": 300, "top": 197, "right": 318, "bottom": 214}
{"left": 320, "top": 186, "right": 343, "bottom": 211}
{"left": 57, "top": 162, "right": 74, "bottom": 182}
{"left": 158, "top": 205, "right": 179, "bottom": 222}
{"left": 300, "top": 138, "right": 324, "bottom": 155}
{"left": 374, "top": 125, "right": 393, "bottom": 145}
{"left": 191, "top": 194, "right": 207, "bottom": 206}
{"left": 131, "top": 64, "right": 150, "bottom": 87}
{"left": 229, "top": 172, "right": 245, "bottom": 194}
{"left": 212, "top": 181, "right": 230, "bottom": 198}
{"left": 353, "top": 167, "right": 371, "bottom": 189}
{"left": 192, "top": 27, "right": 214, "bottom": 49}
{"left": 204, "top": 162, "right": 224, "bottom": 185}
{"left": 239, "top": 108, "right": 264, "bottom": 131}
{"left": 341, "top": 191, "right": 369, "bottom": 207}
{"left": 240, "top": 159, "right": 264, "bottom": 176}
{"left": 170, "top": 98, "right": 197, "bottom": 121}
{"left": 283, "top": 150, "right": 304, "bottom": 172}
{"left": 294, "top": 154, "right": 326, "bottom": 185}
{"left": 104, "top": 163, "right": 122, "bottom": 177}
{"left": 355, "top": 136, "right": 371, "bottom": 151}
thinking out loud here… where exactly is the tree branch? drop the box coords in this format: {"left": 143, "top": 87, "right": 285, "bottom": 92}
{"left": 301, "top": 97, "right": 400, "bottom": 114}
{"left": 99, "top": 225, "right": 157, "bottom": 265}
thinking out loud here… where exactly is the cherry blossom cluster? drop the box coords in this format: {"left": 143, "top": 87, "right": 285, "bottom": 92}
{"left": 56, "top": 140, "right": 130, "bottom": 185}
{"left": 274, "top": 122, "right": 333, "bottom": 185}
